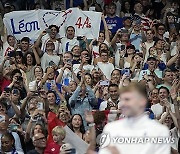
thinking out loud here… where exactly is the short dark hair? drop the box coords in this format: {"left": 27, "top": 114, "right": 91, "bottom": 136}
{"left": 48, "top": 25, "right": 59, "bottom": 33}
{"left": 11, "top": 69, "right": 22, "bottom": 79}
{"left": 108, "top": 84, "right": 119, "bottom": 91}
{"left": 47, "top": 90, "right": 57, "bottom": 100}
{"left": 66, "top": 26, "right": 75, "bottom": 32}
{"left": 158, "top": 86, "right": 170, "bottom": 94}
{"left": 21, "top": 37, "right": 30, "bottom": 43}
{"left": 119, "top": 82, "right": 148, "bottom": 99}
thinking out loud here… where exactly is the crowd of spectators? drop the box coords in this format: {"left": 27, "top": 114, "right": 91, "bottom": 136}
{"left": 0, "top": 0, "right": 179, "bottom": 154}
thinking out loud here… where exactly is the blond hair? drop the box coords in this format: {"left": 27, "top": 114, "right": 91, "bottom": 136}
{"left": 52, "top": 126, "right": 66, "bottom": 140}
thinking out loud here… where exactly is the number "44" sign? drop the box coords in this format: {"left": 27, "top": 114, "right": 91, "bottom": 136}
{"left": 75, "top": 17, "right": 91, "bottom": 29}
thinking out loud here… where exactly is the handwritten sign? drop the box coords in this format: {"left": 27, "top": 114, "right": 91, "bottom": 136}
{"left": 3, "top": 8, "right": 101, "bottom": 40}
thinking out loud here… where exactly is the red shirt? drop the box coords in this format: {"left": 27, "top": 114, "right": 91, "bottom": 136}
{"left": 44, "top": 142, "right": 61, "bottom": 154}
{"left": 0, "top": 77, "right": 11, "bottom": 92}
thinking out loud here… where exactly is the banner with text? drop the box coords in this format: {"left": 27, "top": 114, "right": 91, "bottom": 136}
{"left": 3, "top": 8, "right": 101, "bottom": 41}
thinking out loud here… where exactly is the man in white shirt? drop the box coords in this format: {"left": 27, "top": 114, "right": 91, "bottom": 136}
{"left": 100, "top": 84, "right": 120, "bottom": 111}
{"left": 151, "top": 86, "right": 174, "bottom": 119}
{"left": 99, "top": 82, "right": 170, "bottom": 154}
{"left": 97, "top": 50, "right": 114, "bottom": 80}
{"left": 61, "top": 26, "right": 79, "bottom": 53}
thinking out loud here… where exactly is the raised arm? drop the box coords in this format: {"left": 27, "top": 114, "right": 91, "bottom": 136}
{"left": 102, "top": 14, "right": 110, "bottom": 43}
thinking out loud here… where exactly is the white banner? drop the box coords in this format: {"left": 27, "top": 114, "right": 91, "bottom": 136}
{"left": 3, "top": 8, "right": 101, "bottom": 41}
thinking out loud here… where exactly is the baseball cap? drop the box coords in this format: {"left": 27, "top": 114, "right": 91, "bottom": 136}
{"left": 147, "top": 55, "right": 157, "bottom": 61}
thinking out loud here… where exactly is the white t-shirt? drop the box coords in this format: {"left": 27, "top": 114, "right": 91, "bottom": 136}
{"left": 73, "top": 64, "right": 94, "bottom": 74}
{"left": 41, "top": 52, "right": 60, "bottom": 71}
{"left": 61, "top": 37, "right": 79, "bottom": 53}
{"left": 98, "top": 115, "right": 170, "bottom": 154}
{"left": 41, "top": 34, "right": 62, "bottom": 55}
{"left": 97, "top": 62, "right": 114, "bottom": 80}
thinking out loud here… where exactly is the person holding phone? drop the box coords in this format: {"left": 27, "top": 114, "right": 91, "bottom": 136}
{"left": 119, "top": 44, "right": 135, "bottom": 69}
{"left": 73, "top": 49, "right": 94, "bottom": 75}
{"left": 35, "top": 25, "right": 62, "bottom": 55}
{"left": 89, "top": 14, "right": 110, "bottom": 63}
{"left": 35, "top": 40, "right": 61, "bottom": 72}
{"left": 0, "top": 113, "right": 23, "bottom": 152}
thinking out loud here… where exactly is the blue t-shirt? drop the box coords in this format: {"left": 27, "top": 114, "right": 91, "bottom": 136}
{"left": 101, "top": 16, "right": 123, "bottom": 34}
{"left": 66, "top": 0, "right": 83, "bottom": 9}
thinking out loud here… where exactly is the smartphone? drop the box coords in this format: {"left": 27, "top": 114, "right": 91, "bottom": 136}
{"left": 17, "top": 76, "right": 23, "bottom": 81}
{"left": 100, "top": 80, "right": 109, "bottom": 86}
{"left": 92, "top": 40, "right": 98, "bottom": 46}
{"left": 50, "top": 80, "right": 56, "bottom": 85}
{"left": 9, "top": 124, "right": 18, "bottom": 131}
{"left": 37, "top": 102, "right": 44, "bottom": 110}
{"left": 77, "top": 36, "right": 83, "bottom": 40}
{"left": 142, "top": 70, "right": 148, "bottom": 76}
{"left": 0, "top": 115, "right": 5, "bottom": 123}
{"left": 49, "top": 61, "right": 55, "bottom": 66}
{"left": 46, "top": 29, "right": 52, "bottom": 34}
{"left": 4, "top": 87, "right": 11, "bottom": 93}
{"left": 121, "top": 45, "right": 126, "bottom": 51}
{"left": 12, "top": 89, "right": 19, "bottom": 95}
{"left": 135, "top": 19, "right": 141, "bottom": 25}
{"left": 65, "top": 149, "right": 76, "bottom": 154}
{"left": 67, "top": 59, "right": 72, "bottom": 64}
{"left": 94, "top": 66, "right": 99, "bottom": 71}
{"left": 7, "top": 51, "right": 14, "bottom": 57}
{"left": 121, "top": 69, "right": 130, "bottom": 76}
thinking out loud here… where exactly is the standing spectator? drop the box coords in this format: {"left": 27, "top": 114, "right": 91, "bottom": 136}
{"left": 69, "top": 76, "right": 96, "bottom": 129}
{"left": 97, "top": 50, "right": 114, "bottom": 80}
{"left": 99, "top": 84, "right": 120, "bottom": 111}
{"left": 61, "top": 26, "right": 79, "bottom": 53}
{"left": 105, "top": 3, "right": 123, "bottom": 35}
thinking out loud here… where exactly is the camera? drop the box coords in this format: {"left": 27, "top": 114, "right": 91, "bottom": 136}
{"left": 77, "top": 36, "right": 83, "bottom": 40}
